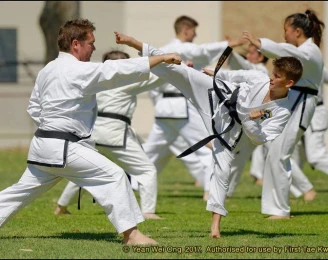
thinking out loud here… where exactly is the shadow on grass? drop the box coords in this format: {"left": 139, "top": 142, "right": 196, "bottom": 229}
{"left": 291, "top": 211, "right": 328, "bottom": 216}
{"left": 222, "top": 229, "right": 315, "bottom": 238}
{"left": 0, "top": 232, "right": 122, "bottom": 243}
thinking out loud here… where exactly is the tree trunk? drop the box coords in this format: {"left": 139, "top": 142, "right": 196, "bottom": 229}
{"left": 39, "top": 1, "right": 80, "bottom": 64}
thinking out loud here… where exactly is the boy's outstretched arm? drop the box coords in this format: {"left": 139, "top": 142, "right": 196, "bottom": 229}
{"left": 114, "top": 31, "right": 182, "bottom": 68}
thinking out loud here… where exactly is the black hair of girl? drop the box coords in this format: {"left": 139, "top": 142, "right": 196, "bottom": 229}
{"left": 285, "top": 9, "right": 325, "bottom": 47}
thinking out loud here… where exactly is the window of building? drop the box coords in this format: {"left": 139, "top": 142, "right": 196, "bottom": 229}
{"left": 0, "top": 28, "right": 17, "bottom": 82}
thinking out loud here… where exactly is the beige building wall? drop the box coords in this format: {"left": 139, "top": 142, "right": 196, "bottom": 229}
{"left": 0, "top": 1, "right": 326, "bottom": 148}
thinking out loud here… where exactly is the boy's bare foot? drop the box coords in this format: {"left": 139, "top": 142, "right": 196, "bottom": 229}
{"left": 304, "top": 189, "right": 317, "bottom": 201}
{"left": 143, "top": 213, "right": 163, "bottom": 220}
{"left": 210, "top": 212, "right": 221, "bottom": 238}
{"left": 54, "top": 205, "right": 71, "bottom": 215}
{"left": 267, "top": 215, "right": 291, "bottom": 220}
{"left": 123, "top": 227, "right": 158, "bottom": 245}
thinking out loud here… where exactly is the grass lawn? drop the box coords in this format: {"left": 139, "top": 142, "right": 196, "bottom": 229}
{"left": 0, "top": 147, "right": 328, "bottom": 259}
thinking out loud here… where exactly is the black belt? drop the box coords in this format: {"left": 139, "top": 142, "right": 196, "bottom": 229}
{"left": 291, "top": 86, "right": 318, "bottom": 96}
{"left": 163, "top": 92, "right": 184, "bottom": 98}
{"left": 97, "top": 112, "right": 131, "bottom": 125}
{"left": 35, "top": 129, "right": 90, "bottom": 142}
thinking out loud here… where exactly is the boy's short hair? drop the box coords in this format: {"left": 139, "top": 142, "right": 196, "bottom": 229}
{"left": 272, "top": 57, "right": 303, "bottom": 83}
{"left": 102, "top": 50, "right": 130, "bottom": 62}
{"left": 174, "top": 15, "right": 198, "bottom": 34}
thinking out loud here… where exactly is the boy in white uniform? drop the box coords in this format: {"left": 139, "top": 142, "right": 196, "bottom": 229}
{"left": 114, "top": 31, "right": 304, "bottom": 238}
{"left": 0, "top": 19, "right": 182, "bottom": 245}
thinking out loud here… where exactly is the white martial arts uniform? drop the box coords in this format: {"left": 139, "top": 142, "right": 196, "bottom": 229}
{"left": 225, "top": 51, "right": 270, "bottom": 197}
{"left": 57, "top": 74, "right": 162, "bottom": 214}
{"left": 141, "top": 43, "right": 292, "bottom": 216}
{"left": 289, "top": 68, "right": 328, "bottom": 197}
{"left": 259, "top": 38, "right": 323, "bottom": 216}
{"left": 143, "top": 39, "right": 228, "bottom": 188}
{"left": 0, "top": 52, "right": 152, "bottom": 234}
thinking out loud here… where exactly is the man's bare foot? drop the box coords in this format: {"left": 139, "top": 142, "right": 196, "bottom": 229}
{"left": 203, "top": 191, "right": 209, "bottom": 201}
{"left": 54, "top": 205, "right": 71, "bottom": 215}
{"left": 267, "top": 215, "right": 291, "bottom": 220}
{"left": 255, "top": 178, "right": 263, "bottom": 186}
{"left": 123, "top": 227, "right": 158, "bottom": 245}
{"left": 143, "top": 213, "right": 163, "bottom": 220}
{"left": 304, "top": 189, "right": 317, "bottom": 201}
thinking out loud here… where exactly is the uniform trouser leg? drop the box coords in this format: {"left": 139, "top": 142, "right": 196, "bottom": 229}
{"left": 206, "top": 143, "right": 234, "bottom": 216}
{"left": 261, "top": 118, "right": 304, "bottom": 216}
{"left": 250, "top": 145, "right": 266, "bottom": 180}
{"left": 102, "top": 128, "right": 158, "bottom": 214}
{"left": 0, "top": 165, "right": 62, "bottom": 227}
{"left": 0, "top": 142, "right": 144, "bottom": 234}
{"left": 57, "top": 180, "right": 80, "bottom": 207}
{"left": 304, "top": 127, "right": 328, "bottom": 174}
{"left": 143, "top": 119, "right": 180, "bottom": 173}
{"left": 169, "top": 135, "right": 208, "bottom": 187}
{"left": 290, "top": 157, "right": 313, "bottom": 194}
{"left": 227, "top": 140, "right": 255, "bottom": 197}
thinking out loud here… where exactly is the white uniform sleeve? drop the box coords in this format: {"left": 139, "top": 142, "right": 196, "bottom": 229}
{"left": 228, "top": 52, "right": 269, "bottom": 74}
{"left": 216, "top": 69, "right": 268, "bottom": 87}
{"left": 175, "top": 41, "right": 228, "bottom": 68}
{"left": 27, "top": 82, "right": 41, "bottom": 126}
{"left": 242, "top": 108, "right": 290, "bottom": 145}
{"left": 81, "top": 57, "right": 150, "bottom": 95}
{"left": 118, "top": 73, "right": 164, "bottom": 96}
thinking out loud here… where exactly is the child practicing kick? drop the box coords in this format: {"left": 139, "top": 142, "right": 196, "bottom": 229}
{"left": 113, "top": 32, "right": 303, "bottom": 239}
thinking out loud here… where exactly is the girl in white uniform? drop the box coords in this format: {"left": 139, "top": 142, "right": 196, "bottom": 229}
{"left": 242, "top": 9, "right": 325, "bottom": 218}
{"left": 114, "top": 31, "right": 304, "bottom": 238}
{"left": 0, "top": 19, "right": 182, "bottom": 245}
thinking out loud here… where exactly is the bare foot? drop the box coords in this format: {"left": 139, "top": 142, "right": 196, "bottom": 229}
{"left": 210, "top": 212, "right": 221, "bottom": 238}
{"left": 304, "top": 189, "right": 317, "bottom": 201}
{"left": 267, "top": 215, "right": 291, "bottom": 220}
{"left": 194, "top": 181, "right": 201, "bottom": 187}
{"left": 143, "top": 213, "right": 163, "bottom": 220}
{"left": 123, "top": 227, "right": 158, "bottom": 245}
{"left": 255, "top": 178, "right": 263, "bottom": 186}
{"left": 54, "top": 205, "right": 71, "bottom": 215}
{"left": 203, "top": 191, "right": 209, "bottom": 201}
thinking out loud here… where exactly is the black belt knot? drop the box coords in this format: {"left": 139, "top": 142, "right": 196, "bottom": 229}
{"left": 97, "top": 112, "right": 131, "bottom": 125}
{"left": 35, "top": 129, "right": 89, "bottom": 142}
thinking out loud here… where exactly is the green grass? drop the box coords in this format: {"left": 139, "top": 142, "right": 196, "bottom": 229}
{"left": 0, "top": 147, "right": 328, "bottom": 259}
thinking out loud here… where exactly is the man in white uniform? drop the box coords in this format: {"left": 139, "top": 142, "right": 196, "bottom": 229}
{"left": 54, "top": 50, "right": 164, "bottom": 219}
{"left": 0, "top": 19, "right": 182, "bottom": 245}
{"left": 114, "top": 30, "right": 304, "bottom": 238}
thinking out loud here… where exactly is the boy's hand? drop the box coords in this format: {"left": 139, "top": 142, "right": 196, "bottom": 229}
{"left": 249, "top": 109, "right": 264, "bottom": 120}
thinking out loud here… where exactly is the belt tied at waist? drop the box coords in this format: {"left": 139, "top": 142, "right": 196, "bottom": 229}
{"left": 98, "top": 112, "right": 131, "bottom": 125}
{"left": 163, "top": 92, "right": 184, "bottom": 98}
{"left": 97, "top": 112, "right": 131, "bottom": 125}
{"left": 291, "top": 86, "right": 318, "bottom": 96}
{"left": 35, "top": 129, "right": 90, "bottom": 142}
